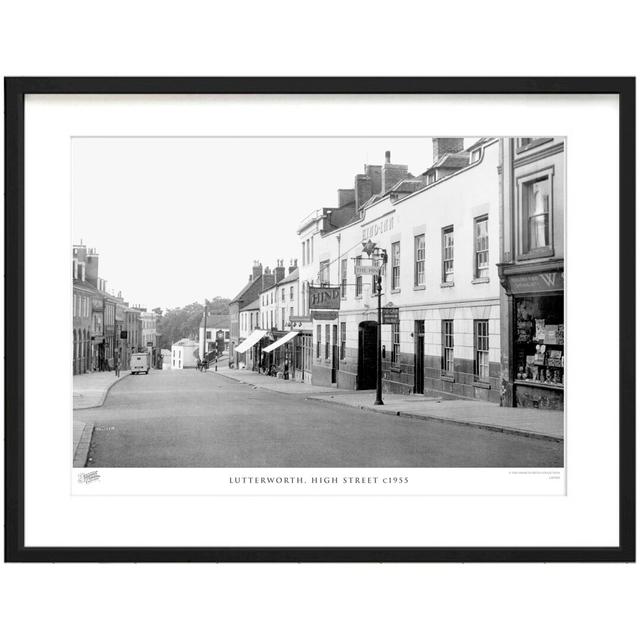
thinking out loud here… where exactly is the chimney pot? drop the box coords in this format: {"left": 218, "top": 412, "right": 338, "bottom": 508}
{"left": 385, "top": 150, "right": 391, "bottom": 163}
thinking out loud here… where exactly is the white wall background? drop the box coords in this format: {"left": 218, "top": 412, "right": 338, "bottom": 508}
{"left": 1, "top": 2, "right": 638, "bottom": 640}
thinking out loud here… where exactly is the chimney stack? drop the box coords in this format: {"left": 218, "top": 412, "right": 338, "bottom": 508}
{"left": 251, "top": 260, "right": 263, "bottom": 282}
{"left": 432, "top": 137, "right": 464, "bottom": 162}
{"left": 382, "top": 151, "right": 409, "bottom": 193}
{"left": 274, "top": 259, "right": 286, "bottom": 283}
{"left": 262, "top": 266, "right": 275, "bottom": 291}
{"left": 288, "top": 258, "right": 298, "bottom": 274}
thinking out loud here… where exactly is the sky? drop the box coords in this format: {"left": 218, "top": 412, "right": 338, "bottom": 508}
{"left": 72, "top": 137, "right": 478, "bottom": 310}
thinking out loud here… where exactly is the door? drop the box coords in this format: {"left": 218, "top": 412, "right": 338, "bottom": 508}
{"left": 357, "top": 321, "right": 377, "bottom": 390}
{"left": 414, "top": 320, "right": 425, "bottom": 394}
{"left": 331, "top": 324, "right": 338, "bottom": 384}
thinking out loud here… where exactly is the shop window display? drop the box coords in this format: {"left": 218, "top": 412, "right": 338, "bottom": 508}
{"left": 514, "top": 295, "right": 564, "bottom": 387}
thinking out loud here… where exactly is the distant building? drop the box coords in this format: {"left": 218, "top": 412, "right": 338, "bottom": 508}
{"left": 141, "top": 310, "right": 158, "bottom": 348}
{"left": 198, "top": 314, "right": 231, "bottom": 359}
{"left": 171, "top": 339, "right": 199, "bottom": 369}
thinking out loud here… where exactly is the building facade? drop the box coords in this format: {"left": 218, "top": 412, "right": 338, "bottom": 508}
{"left": 198, "top": 314, "right": 231, "bottom": 359}
{"left": 497, "top": 137, "right": 565, "bottom": 410}
{"left": 72, "top": 245, "right": 97, "bottom": 375}
{"left": 299, "top": 141, "right": 502, "bottom": 401}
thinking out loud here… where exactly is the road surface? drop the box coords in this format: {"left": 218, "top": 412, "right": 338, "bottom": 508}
{"left": 75, "top": 368, "right": 563, "bottom": 467}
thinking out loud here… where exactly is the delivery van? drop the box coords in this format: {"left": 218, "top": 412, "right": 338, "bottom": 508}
{"left": 130, "top": 352, "right": 150, "bottom": 375}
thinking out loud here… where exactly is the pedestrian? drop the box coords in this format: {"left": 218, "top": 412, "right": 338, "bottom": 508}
{"left": 283, "top": 359, "right": 289, "bottom": 380}
{"left": 196, "top": 356, "right": 202, "bottom": 372}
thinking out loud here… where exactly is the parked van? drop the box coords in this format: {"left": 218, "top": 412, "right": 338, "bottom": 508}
{"left": 130, "top": 352, "right": 150, "bottom": 375}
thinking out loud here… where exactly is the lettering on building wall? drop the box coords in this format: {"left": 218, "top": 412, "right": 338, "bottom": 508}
{"left": 362, "top": 215, "right": 395, "bottom": 241}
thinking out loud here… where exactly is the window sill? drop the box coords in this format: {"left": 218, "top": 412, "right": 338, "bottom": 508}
{"left": 390, "top": 366, "right": 402, "bottom": 373}
{"left": 441, "top": 374, "right": 455, "bottom": 382}
{"left": 514, "top": 379, "right": 564, "bottom": 391}
{"left": 517, "top": 247, "right": 554, "bottom": 261}
{"left": 473, "top": 380, "right": 491, "bottom": 389}
{"left": 440, "top": 282, "right": 455, "bottom": 288}
{"left": 391, "top": 288, "right": 401, "bottom": 294}
{"left": 471, "top": 277, "right": 490, "bottom": 285}
{"left": 413, "top": 284, "right": 426, "bottom": 291}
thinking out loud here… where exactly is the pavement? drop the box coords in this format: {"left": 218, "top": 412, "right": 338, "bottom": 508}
{"left": 214, "top": 366, "right": 564, "bottom": 441}
{"left": 73, "top": 368, "right": 563, "bottom": 467}
{"left": 73, "top": 370, "right": 130, "bottom": 466}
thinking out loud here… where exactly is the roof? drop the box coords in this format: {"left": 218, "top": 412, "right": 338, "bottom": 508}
{"left": 278, "top": 268, "right": 299, "bottom": 285}
{"left": 73, "top": 279, "right": 100, "bottom": 294}
{"left": 199, "top": 314, "right": 231, "bottom": 329}
{"left": 241, "top": 298, "right": 261, "bottom": 311}
{"left": 231, "top": 274, "right": 262, "bottom": 304}
{"left": 172, "top": 338, "right": 198, "bottom": 347}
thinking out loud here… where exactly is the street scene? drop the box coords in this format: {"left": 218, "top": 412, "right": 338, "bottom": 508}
{"left": 73, "top": 136, "right": 565, "bottom": 468}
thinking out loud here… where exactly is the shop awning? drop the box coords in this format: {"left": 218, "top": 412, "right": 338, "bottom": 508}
{"left": 234, "top": 330, "right": 267, "bottom": 354}
{"left": 262, "top": 331, "right": 298, "bottom": 353}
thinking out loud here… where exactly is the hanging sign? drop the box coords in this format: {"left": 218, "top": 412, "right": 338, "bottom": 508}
{"left": 354, "top": 264, "right": 379, "bottom": 277}
{"left": 309, "top": 286, "right": 341, "bottom": 310}
{"left": 382, "top": 306, "right": 399, "bottom": 324}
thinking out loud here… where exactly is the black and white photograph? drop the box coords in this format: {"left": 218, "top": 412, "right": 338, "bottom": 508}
{"left": 72, "top": 135, "right": 565, "bottom": 471}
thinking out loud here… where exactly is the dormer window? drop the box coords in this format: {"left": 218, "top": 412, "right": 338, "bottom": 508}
{"left": 471, "top": 148, "right": 481, "bottom": 163}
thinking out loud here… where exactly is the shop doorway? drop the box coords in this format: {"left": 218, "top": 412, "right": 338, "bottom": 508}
{"left": 357, "top": 321, "right": 377, "bottom": 390}
{"left": 331, "top": 324, "right": 339, "bottom": 384}
{"left": 414, "top": 320, "right": 425, "bottom": 394}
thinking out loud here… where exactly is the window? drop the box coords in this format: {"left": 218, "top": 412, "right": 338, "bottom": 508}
{"left": 442, "top": 226, "right": 454, "bottom": 283}
{"left": 311, "top": 237, "right": 314, "bottom": 262}
{"left": 355, "top": 256, "right": 363, "bottom": 297}
{"left": 281, "top": 308, "right": 285, "bottom": 329}
{"left": 319, "top": 260, "right": 330, "bottom": 285}
{"left": 206, "top": 330, "right": 212, "bottom": 339}
{"left": 281, "top": 288, "right": 285, "bottom": 302}
{"left": 290, "top": 286, "right": 294, "bottom": 301}
{"left": 474, "top": 319, "right": 490, "bottom": 380}
{"left": 340, "top": 322, "right": 346, "bottom": 360}
{"left": 301, "top": 241, "right": 305, "bottom": 265}
{"left": 325, "top": 324, "right": 330, "bottom": 359}
{"left": 73, "top": 294, "right": 77, "bottom": 316}
{"left": 392, "top": 323, "right": 400, "bottom": 364}
{"left": 474, "top": 216, "right": 489, "bottom": 279}
{"left": 316, "top": 325, "right": 321, "bottom": 358}
{"left": 441, "top": 320, "right": 454, "bottom": 374}
{"left": 522, "top": 175, "right": 551, "bottom": 252}
{"left": 391, "top": 242, "right": 400, "bottom": 290}
{"left": 289, "top": 306, "right": 294, "bottom": 321}
{"left": 471, "top": 148, "right": 481, "bottom": 162}
{"left": 340, "top": 259, "right": 347, "bottom": 298}
{"left": 414, "top": 234, "right": 425, "bottom": 286}
{"left": 270, "top": 310, "right": 273, "bottom": 329}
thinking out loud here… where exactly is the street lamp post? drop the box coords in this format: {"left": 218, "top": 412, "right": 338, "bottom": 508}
{"left": 362, "top": 240, "right": 387, "bottom": 406}
{"left": 202, "top": 301, "right": 208, "bottom": 363}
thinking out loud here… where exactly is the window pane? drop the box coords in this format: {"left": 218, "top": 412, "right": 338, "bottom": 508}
{"left": 524, "top": 177, "right": 550, "bottom": 250}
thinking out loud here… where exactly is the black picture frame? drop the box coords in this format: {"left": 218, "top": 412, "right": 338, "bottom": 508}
{"left": 4, "top": 77, "right": 635, "bottom": 563}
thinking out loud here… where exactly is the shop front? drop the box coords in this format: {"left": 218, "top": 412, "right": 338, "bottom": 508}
{"left": 499, "top": 260, "right": 564, "bottom": 410}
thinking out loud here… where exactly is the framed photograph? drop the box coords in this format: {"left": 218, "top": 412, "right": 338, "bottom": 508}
{"left": 4, "top": 77, "right": 635, "bottom": 562}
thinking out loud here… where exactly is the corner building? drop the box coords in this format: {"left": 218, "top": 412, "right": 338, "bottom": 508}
{"left": 306, "top": 140, "right": 502, "bottom": 402}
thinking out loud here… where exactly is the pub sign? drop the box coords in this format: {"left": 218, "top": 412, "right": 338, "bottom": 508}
{"left": 309, "top": 286, "right": 341, "bottom": 310}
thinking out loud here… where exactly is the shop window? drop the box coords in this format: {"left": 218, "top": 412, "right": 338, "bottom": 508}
{"left": 341, "top": 259, "right": 347, "bottom": 298}
{"left": 474, "top": 320, "right": 490, "bottom": 381}
{"left": 325, "top": 323, "right": 330, "bottom": 359}
{"left": 441, "top": 320, "right": 454, "bottom": 375}
{"left": 391, "top": 242, "right": 400, "bottom": 290}
{"left": 442, "top": 226, "right": 454, "bottom": 283}
{"left": 474, "top": 216, "right": 489, "bottom": 279}
{"left": 514, "top": 294, "right": 564, "bottom": 387}
{"left": 340, "top": 322, "right": 346, "bottom": 360}
{"left": 414, "top": 234, "right": 425, "bottom": 287}
{"left": 392, "top": 323, "right": 400, "bottom": 364}
{"left": 355, "top": 256, "right": 363, "bottom": 297}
